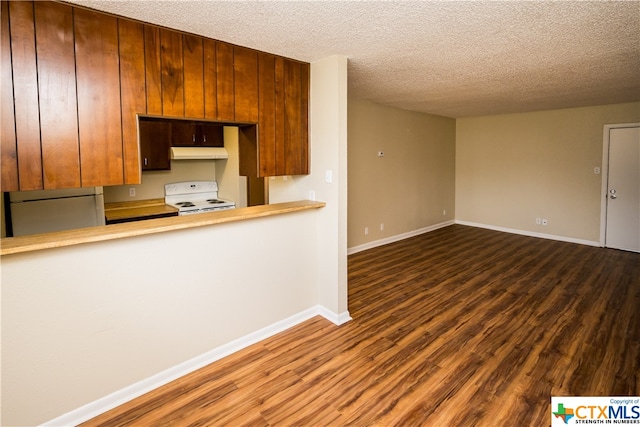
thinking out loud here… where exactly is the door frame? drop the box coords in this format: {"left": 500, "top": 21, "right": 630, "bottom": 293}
{"left": 599, "top": 122, "right": 640, "bottom": 247}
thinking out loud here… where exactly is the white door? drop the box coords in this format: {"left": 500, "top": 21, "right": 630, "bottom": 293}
{"left": 605, "top": 126, "right": 640, "bottom": 252}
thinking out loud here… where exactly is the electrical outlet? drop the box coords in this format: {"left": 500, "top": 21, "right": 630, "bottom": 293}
{"left": 594, "top": 167, "right": 601, "bottom": 175}
{"left": 536, "top": 218, "right": 541, "bottom": 225}
{"left": 377, "top": 151, "right": 384, "bottom": 157}
{"left": 129, "top": 187, "right": 136, "bottom": 197}
{"left": 542, "top": 219, "right": 548, "bottom": 226}
{"left": 364, "top": 227, "right": 369, "bottom": 235}
{"left": 443, "top": 209, "right": 446, "bottom": 216}
{"left": 380, "top": 223, "right": 384, "bottom": 231}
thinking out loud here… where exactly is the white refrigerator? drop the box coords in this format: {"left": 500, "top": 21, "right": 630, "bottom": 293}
{"left": 9, "top": 187, "right": 106, "bottom": 237}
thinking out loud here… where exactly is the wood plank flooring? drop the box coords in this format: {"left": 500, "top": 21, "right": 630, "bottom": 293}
{"left": 82, "top": 225, "right": 640, "bottom": 426}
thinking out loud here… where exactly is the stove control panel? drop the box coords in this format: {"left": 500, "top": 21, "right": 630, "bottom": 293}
{"left": 165, "top": 181, "right": 218, "bottom": 196}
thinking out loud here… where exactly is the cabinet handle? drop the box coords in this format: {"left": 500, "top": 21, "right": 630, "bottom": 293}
{"left": 193, "top": 134, "right": 196, "bottom": 143}
{"left": 144, "top": 158, "right": 148, "bottom": 166}
{"left": 203, "top": 135, "right": 207, "bottom": 143}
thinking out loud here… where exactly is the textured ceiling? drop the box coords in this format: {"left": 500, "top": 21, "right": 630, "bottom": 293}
{"left": 70, "top": 0, "right": 640, "bottom": 118}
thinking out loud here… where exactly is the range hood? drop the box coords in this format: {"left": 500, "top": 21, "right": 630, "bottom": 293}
{"left": 170, "top": 146, "right": 228, "bottom": 160}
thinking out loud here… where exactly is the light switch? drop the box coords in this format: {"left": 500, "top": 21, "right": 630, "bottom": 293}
{"left": 325, "top": 170, "right": 333, "bottom": 183}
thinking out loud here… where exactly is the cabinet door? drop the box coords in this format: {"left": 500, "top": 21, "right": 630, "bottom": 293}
{"left": 171, "top": 121, "right": 197, "bottom": 146}
{"left": 203, "top": 39, "right": 217, "bottom": 119}
{"left": 274, "top": 57, "right": 286, "bottom": 176}
{"left": 298, "top": 62, "right": 310, "bottom": 174}
{"left": 257, "top": 52, "right": 276, "bottom": 177}
{"left": 216, "top": 41, "right": 234, "bottom": 121}
{"left": 183, "top": 34, "right": 204, "bottom": 118}
{"left": 1, "top": 1, "right": 18, "bottom": 191}
{"left": 169, "top": 121, "right": 223, "bottom": 146}
{"left": 199, "top": 123, "right": 224, "bottom": 147}
{"left": 74, "top": 8, "right": 124, "bottom": 186}
{"left": 9, "top": 1, "right": 43, "bottom": 190}
{"left": 139, "top": 120, "right": 170, "bottom": 170}
{"left": 119, "top": 19, "right": 145, "bottom": 184}
{"left": 234, "top": 46, "right": 258, "bottom": 123}
{"left": 144, "top": 25, "right": 162, "bottom": 115}
{"left": 161, "top": 29, "right": 184, "bottom": 117}
{"left": 35, "top": 1, "right": 80, "bottom": 189}
{"left": 283, "top": 59, "right": 309, "bottom": 175}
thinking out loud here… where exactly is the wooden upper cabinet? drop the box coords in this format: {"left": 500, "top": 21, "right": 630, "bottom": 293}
{"left": 146, "top": 26, "right": 186, "bottom": 117}
{"left": 1, "top": 1, "right": 18, "bottom": 192}
{"left": 293, "top": 61, "right": 310, "bottom": 175}
{"left": 203, "top": 39, "right": 217, "bottom": 119}
{"left": 257, "top": 52, "right": 277, "bottom": 177}
{"left": 144, "top": 25, "right": 162, "bottom": 115}
{"left": 139, "top": 119, "right": 171, "bottom": 171}
{"left": 171, "top": 121, "right": 224, "bottom": 147}
{"left": 216, "top": 42, "right": 234, "bottom": 121}
{"left": 199, "top": 123, "right": 224, "bottom": 147}
{"left": 8, "top": 1, "right": 43, "bottom": 191}
{"left": 183, "top": 34, "right": 204, "bottom": 118}
{"left": 1, "top": 1, "right": 310, "bottom": 193}
{"left": 246, "top": 54, "right": 309, "bottom": 177}
{"left": 160, "top": 29, "right": 184, "bottom": 117}
{"left": 234, "top": 46, "right": 259, "bottom": 123}
{"left": 274, "top": 57, "right": 287, "bottom": 176}
{"left": 118, "top": 18, "right": 145, "bottom": 184}
{"left": 74, "top": 7, "right": 124, "bottom": 186}
{"left": 35, "top": 1, "right": 80, "bottom": 189}
{"left": 283, "top": 59, "right": 309, "bottom": 175}
{"left": 170, "top": 121, "right": 197, "bottom": 146}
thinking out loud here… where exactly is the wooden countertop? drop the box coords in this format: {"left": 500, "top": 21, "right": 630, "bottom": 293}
{"left": 1, "top": 200, "right": 325, "bottom": 256}
{"left": 104, "top": 198, "right": 178, "bottom": 223}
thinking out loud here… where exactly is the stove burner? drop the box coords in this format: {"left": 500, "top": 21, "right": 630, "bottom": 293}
{"left": 207, "top": 199, "right": 225, "bottom": 204}
{"left": 176, "top": 201, "right": 195, "bottom": 207}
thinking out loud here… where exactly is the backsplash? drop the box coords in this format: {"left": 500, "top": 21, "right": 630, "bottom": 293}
{"left": 104, "top": 160, "right": 218, "bottom": 203}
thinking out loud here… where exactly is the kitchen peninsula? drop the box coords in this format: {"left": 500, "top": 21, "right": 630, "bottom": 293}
{"left": 0, "top": 200, "right": 324, "bottom": 256}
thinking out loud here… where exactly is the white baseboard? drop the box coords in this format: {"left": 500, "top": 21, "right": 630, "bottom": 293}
{"left": 42, "top": 305, "right": 350, "bottom": 427}
{"left": 455, "top": 220, "right": 601, "bottom": 247}
{"left": 347, "top": 220, "right": 455, "bottom": 255}
{"left": 317, "top": 306, "right": 352, "bottom": 325}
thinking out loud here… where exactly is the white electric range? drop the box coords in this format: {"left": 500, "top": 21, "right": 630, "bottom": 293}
{"left": 165, "top": 181, "right": 235, "bottom": 216}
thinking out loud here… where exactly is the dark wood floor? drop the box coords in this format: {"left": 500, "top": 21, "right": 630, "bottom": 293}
{"left": 83, "top": 225, "right": 640, "bottom": 426}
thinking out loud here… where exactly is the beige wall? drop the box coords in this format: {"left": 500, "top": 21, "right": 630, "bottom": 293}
{"left": 1, "top": 211, "right": 321, "bottom": 426}
{"left": 455, "top": 102, "right": 640, "bottom": 242}
{"left": 104, "top": 160, "right": 216, "bottom": 202}
{"left": 347, "top": 99, "right": 456, "bottom": 249}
